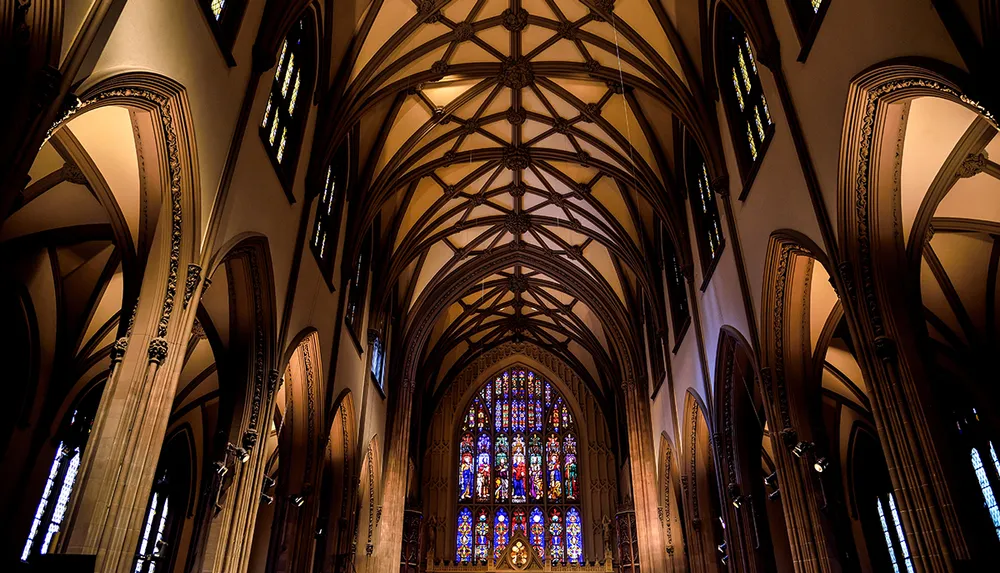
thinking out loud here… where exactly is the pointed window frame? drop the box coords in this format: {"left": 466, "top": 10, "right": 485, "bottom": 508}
{"left": 783, "top": 0, "right": 832, "bottom": 61}
{"left": 197, "top": 0, "right": 247, "bottom": 65}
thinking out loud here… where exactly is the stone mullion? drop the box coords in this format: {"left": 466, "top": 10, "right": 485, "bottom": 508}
{"left": 622, "top": 377, "right": 666, "bottom": 573}
{"left": 373, "top": 380, "right": 415, "bottom": 572}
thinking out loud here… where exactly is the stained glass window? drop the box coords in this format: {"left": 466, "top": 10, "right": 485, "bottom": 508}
{"left": 972, "top": 448, "right": 1000, "bottom": 540}
{"left": 260, "top": 16, "right": 314, "bottom": 187}
{"left": 876, "top": 493, "right": 915, "bottom": 573}
{"left": 371, "top": 333, "right": 385, "bottom": 391}
{"left": 456, "top": 370, "right": 582, "bottom": 563}
{"left": 211, "top": 0, "right": 225, "bottom": 19}
{"left": 21, "top": 387, "right": 102, "bottom": 563}
{"left": 685, "top": 138, "right": 725, "bottom": 277}
{"left": 718, "top": 10, "right": 772, "bottom": 179}
{"left": 662, "top": 233, "right": 690, "bottom": 336}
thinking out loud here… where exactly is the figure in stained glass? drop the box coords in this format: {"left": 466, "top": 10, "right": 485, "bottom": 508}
{"left": 529, "top": 435, "right": 544, "bottom": 501}
{"left": 459, "top": 434, "right": 474, "bottom": 500}
{"left": 564, "top": 434, "right": 578, "bottom": 501}
{"left": 495, "top": 436, "right": 510, "bottom": 502}
{"left": 477, "top": 434, "right": 491, "bottom": 501}
{"left": 512, "top": 435, "right": 527, "bottom": 503}
{"left": 546, "top": 434, "right": 562, "bottom": 500}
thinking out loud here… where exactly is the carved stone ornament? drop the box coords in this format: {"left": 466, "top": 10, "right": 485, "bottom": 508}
{"left": 148, "top": 337, "right": 169, "bottom": 364}
{"left": 508, "top": 275, "right": 528, "bottom": 294}
{"left": 505, "top": 212, "right": 531, "bottom": 234}
{"left": 506, "top": 107, "right": 526, "bottom": 126}
{"left": 462, "top": 118, "right": 479, "bottom": 135}
{"left": 552, "top": 118, "right": 570, "bottom": 134}
{"left": 502, "top": 146, "right": 530, "bottom": 170}
{"left": 242, "top": 429, "right": 259, "bottom": 452}
{"left": 61, "top": 163, "right": 88, "bottom": 185}
{"left": 453, "top": 22, "right": 474, "bottom": 42}
{"left": 111, "top": 336, "right": 130, "bottom": 365}
{"left": 501, "top": 7, "right": 529, "bottom": 32}
{"left": 498, "top": 57, "right": 534, "bottom": 89}
{"left": 430, "top": 60, "right": 449, "bottom": 77}
{"left": 957, "top": 151, "right": 989, "bottom": 178}
{"left": 509, "top": 183, "right": 526, "bottom": 197}
{"left": 874, "top": 335, "right": 897, "bottom": 363}
{"left": 558, "top": 21, "right": 578, "bottom": 40}
{"left": 585, "top": 59, "right": 602, "bottom": 74}
{"left": 183, "top": 264, "right": 202, "bottom": 309}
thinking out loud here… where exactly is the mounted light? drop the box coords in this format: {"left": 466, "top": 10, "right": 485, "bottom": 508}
{"left": 731, "top": 495, "right": 746, "bottom": 509}
{"left": 227, "top": 442, "right": 250, "bottom": 463}
{"left": 213, "top": 461, "right": 228, "bottom": 478}
{"left": 263, "top": 475, "right": 276, "bottom": 490}
{"left": 716, "top": 541, "right": 727, "bottom": 555}
{"left": 261, "top": 493, "right": 274, "bottom": 505}
{"left": 721, "top": 554, "right": 730, "bottom": 566}
{"left": 764, "top": 472, "right": 778, "bottom": 490}
{"left": 813, "top": 457, "right": 830, "bottom": 473}
{"left": 768, "top": 489, "right": 781, "bottom": 502}
{"left": 791, "top": 441, "right": 814, "bottom": 459}
{"left": 291, "top": 494, "right": 306, "bottom": 507}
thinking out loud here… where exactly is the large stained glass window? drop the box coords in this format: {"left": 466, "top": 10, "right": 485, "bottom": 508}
{"left": 456, "top": 370, "right": 583, "bottom": 564}
{"left": 972, "top": 445, "right": 1000, "bottom": 540}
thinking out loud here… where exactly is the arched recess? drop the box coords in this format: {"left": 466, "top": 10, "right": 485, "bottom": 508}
{"left": 714, "top": 327, "right": 792, "bottom": 573}
{"left": 681, "top": 390, "right": 724, "bottom": 573}
{"left": 4, "top": 70, "right": 203, "bottom": 567}
{"left": 312, "top": 390, "right": 358, "bottom": 573}
{"left": 183, "top": 233, "right": 279, "bottom": 573}
{"left": 257, "top": 330, "right": 325, "bottom": 573}
{"left": 838, "top": 60, "right": 996, "bottom": 566}
{"left": 421, "top": 343, "right": 617, "bottom": 566}
{"left": 658, "top": 433, "right": 687, "bottom": 572}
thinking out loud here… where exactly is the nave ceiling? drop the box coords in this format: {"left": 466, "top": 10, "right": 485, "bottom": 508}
{"left": 327, "top": 0, "right": 718, "bottom": 398}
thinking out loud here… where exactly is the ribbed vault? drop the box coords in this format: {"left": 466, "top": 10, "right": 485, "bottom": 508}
{"left": 330, "top": 0, "right": 713, "bottom": 395}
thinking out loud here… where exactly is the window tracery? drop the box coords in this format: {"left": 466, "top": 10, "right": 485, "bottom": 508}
{"left": 717, "top": 10, "right": 773, "bottom": 184}
{"left": 456, "top": 370, "right": 582, "bottom": 564}
{"left": 260, "top": 16, "right": 314, "bottom": 192}
{"left": 685, "top": 140, "right": 725, "bottom": 280}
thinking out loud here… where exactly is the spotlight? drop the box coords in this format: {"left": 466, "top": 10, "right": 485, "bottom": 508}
{"left": 261, "top": 493, "right": 274, "bottom": 505}
{"left": 291, "top": 494, "right": 306, "bottom": 507}
{"left": 227, "top": 443, "right": 250, "bottom": 463}
{"left": 213, "top": 461, "right": 228, "bottom": 478}
{"left": 764, "top": 472, "right": 778, "bottom": 490}
{"left": 263, "top": 475, "right": 276, "bottom": 490}
{"left": 721, "top": 554, "right": 730, "bottom": 566}
{"left": 791, "top": 441, "right": 814, "bottom": 459}
{"left": 716, "top": 541, "right": 727, "bottom": 555}
{"left": 768, "top": 489, "right": 781, "bottom": 502}
{"left": 731, "top": 495, "right": 745, "bottom": 509}
{"left": 813, "top": 457, "right": 830, "bottom": 473}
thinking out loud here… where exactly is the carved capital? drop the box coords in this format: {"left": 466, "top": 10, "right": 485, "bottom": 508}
{"left": 242, "top": 429, "right": 258, "bottom": 452}
{"left": 148, "top": 337, "right": 169, "bottom": 364}
{"left": 837, "top": 262, "right": 855, "bottom": 299}
{"left": 111, "top": 336, "right": 130, "bottom": 365}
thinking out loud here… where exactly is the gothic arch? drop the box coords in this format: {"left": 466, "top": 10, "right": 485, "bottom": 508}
{"left": 837, "top": 59, "right": 992, "bottom": 566}
{"left": 681, "top": 389, "right": 723, "bottom": 573}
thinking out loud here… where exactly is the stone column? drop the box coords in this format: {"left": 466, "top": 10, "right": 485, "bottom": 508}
{"left": 622, "top": 375, "right": 668, "bottom": 573}
{"left": 371, "top": 376, "right": 415, "bottom": 572}
{"left": 60, "top": 273, "right": 198, "bottom": 571}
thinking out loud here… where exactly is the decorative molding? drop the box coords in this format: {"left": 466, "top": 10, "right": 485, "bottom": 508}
{"left": 148, "top": 337, "right": 169, "bottom": 364}
{"left": 183, "top": 264, "right": 202, "bottom": 309}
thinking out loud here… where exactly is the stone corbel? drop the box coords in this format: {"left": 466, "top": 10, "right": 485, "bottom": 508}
{"left": 183, "top": 264, "right": 202, "bottom": 309}
{"left": 110, "top": 336, "right": 130, "bottom": 366}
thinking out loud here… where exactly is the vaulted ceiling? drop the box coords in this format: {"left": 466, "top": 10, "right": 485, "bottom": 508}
{"left": 332, "top": 0, "right": 714, "bottom": 396}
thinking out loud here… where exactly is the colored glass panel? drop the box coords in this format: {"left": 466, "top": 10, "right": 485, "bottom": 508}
{"left": 211, "top": 0, "right": 225, "bottom": 19}
{"left": 887, "top": 494, "right": 915, "bottom": 573}
{"left": 475, "top": 509, "right": 490, "bottom": 562}
{"left": 564, "top": 434, "right": 578, "bottom": 501}
{"left": 512, "top": 509, "right": 527, "bottom": 536}
{"left": 530, "top": 508, "right": 545, "bottom": 560}
{"left": 877, "top": 499, "right": 900, "bottom": 573}
{"left": 566, "top": 507, "right": 583, "bottom": 564}
{"left": 512, "top": 435, "right": 527, "bottom": 503}
{"left": 495, "top": 436, "right": 510, "bottom": 502}
{"left": 459, "top": 434, "right": 474, "bottom": 501}
{"left": 549, "top": 508, "right": 564, "bottom": 563}
{"left": 546, "top": 434, "right": 562, "bottom": 501}
{"left": 494, "top": 508, "right": 510, "bottom": 559}
{"left": 457, "top": 508, "right": 473, "bottom": 563}
{"left": 477, "top": 434, "right": 491, "bottom": 501}
{"left": 529, "top": 434, "right": 544, "bottom": 501}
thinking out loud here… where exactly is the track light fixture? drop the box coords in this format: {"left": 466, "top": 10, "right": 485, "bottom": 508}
{"left": 791, "top": 441, "right": 814, "bottom": 459}
{"left": 813, "top": 456, "right": 830, "bottom": 473}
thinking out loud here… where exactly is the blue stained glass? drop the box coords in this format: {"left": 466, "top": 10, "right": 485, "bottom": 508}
{"left": 457, "top": 508, "right": 473, "bottom": 563}
{"left": 529, "top": 434, "right": 544, "bottom": 501}
{"left": 887, "top": 494, "right": 915, "bottom": 573}
{"left": 512, "top": 435, "right": 527, "bottom": 503}
{"left": 546, "top": 434, "right": 562, "bottom": 500}
{"left": 972, "top": 448, "right": 1000, "bottom": 540}
{"left": 475, "top": 508, "right": 490, "bottom": 562}
{"left": 477, "top": 434, "right": 491, "bottom": 501}
{"left": 495, "top": 436, "right": 510, "bottom": 502}
{"left": 530, "top": 508, "right": 545, "bottom": 560}
{"left": 877, "top": 498, "right": 900, "bottom": 573}
{"left": 459, "top": 434, "right": 474, "bottom": 501}
{"left": 564, "top": 434, "right": 578, "bottom": 501}
{"left": 549, "top": 508, "right": 564, "bottom": 563}
{"left": 566, "top": 507, "right": 583, "bottom": 564}
{"left": 494, "top": 508, "right": 510, "bottom": 559}
{"left": 512, "top": 508, "right": 527, "bottom": 536}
